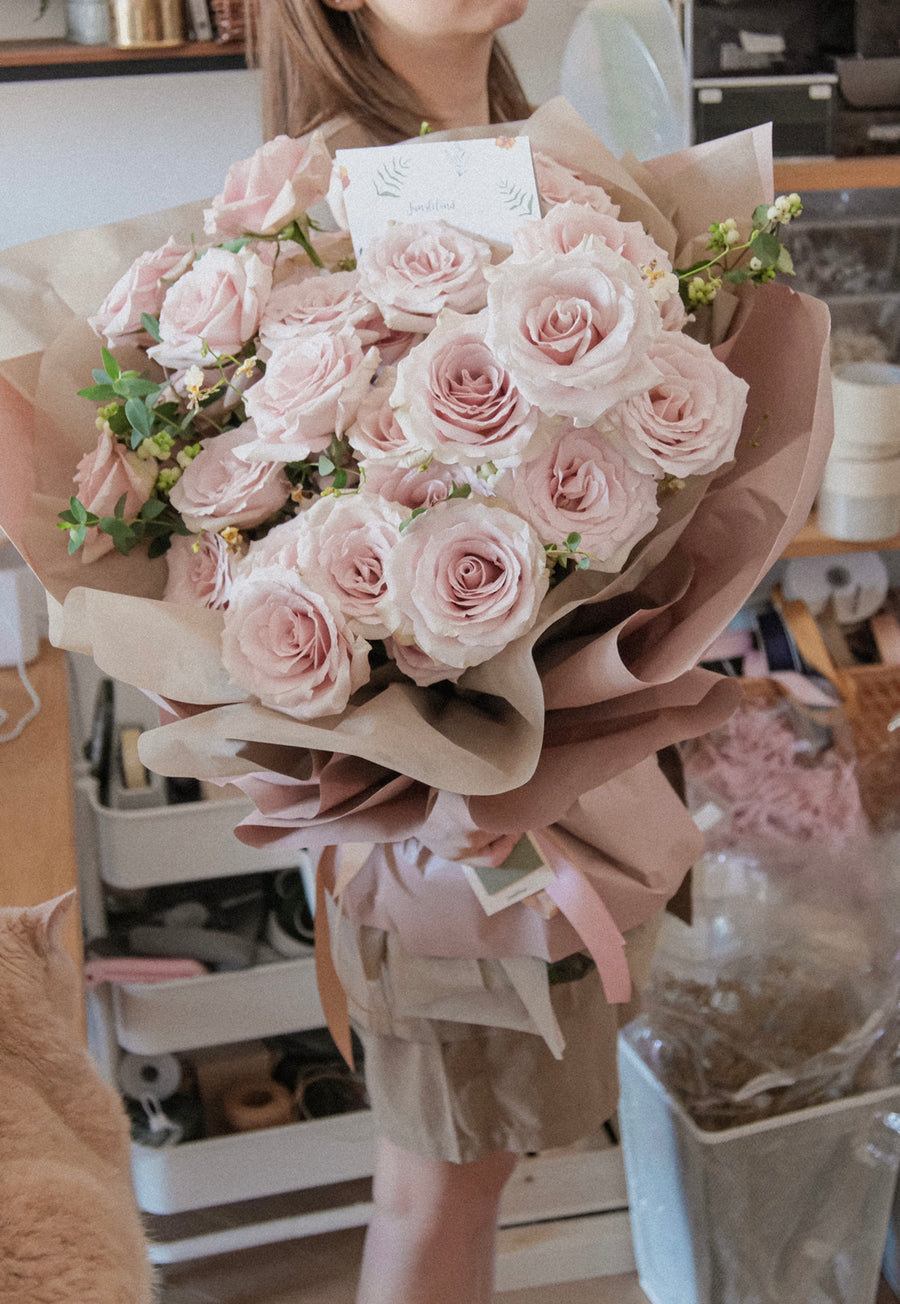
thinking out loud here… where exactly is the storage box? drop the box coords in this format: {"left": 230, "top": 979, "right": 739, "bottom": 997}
{"left": 130, "top": 1109, "right": 375, "bottom": 1214}
{"left": 112, "top": 955, "right": 323, "bottom": 1054}
{"left": 617, "top": 1034, "right": 900, "bottom": 1304}
{"left": 78, "top": 775, "right": 297, "bottom": 887}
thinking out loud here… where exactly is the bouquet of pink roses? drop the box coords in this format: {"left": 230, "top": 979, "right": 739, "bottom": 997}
{"left": 0, "top": 101, "right": 832, "bottom": 1029}
{"left": 60, "top": 120, "right": 761, "bottom": 720}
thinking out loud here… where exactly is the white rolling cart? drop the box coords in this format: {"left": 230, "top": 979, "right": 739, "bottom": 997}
{"left": 69, "top": 662, "right": 636, "bottom": 1289}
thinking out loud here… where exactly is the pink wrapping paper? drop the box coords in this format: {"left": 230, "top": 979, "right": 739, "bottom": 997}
{"left": 0, "top": 101, "right": 834, "bottom": 985}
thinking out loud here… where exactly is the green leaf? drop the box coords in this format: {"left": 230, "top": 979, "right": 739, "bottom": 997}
{"left": 78, "top": 383, "right": 117, "bottom": 402}
{"left": 92, "top": 367, "right": 113, "bottom": 385}
{"left": 724, "top": 266, "right": 752, "bottom": 284}
{"left": 399, "top": 506, "right": 427, "bottom": 531}
{"left": 318, "top": 454, "right": 336, "bottom": 476}
{"left": 752, "top": 203, "right": 772, "bottom": 229}
{"left": 147, "top": 535, "right": 173, "bottom": 560}
{"left": 139, "top": 497, "right": 167, "bottom": 521}
{"left": 141, "top": 313, "right": 162, "bottom": 343}
{"left": 565, "top": 532, "right": 582, "bottom": 549}
{"left": 69, "top": 496, "right": 89, "bottom": 524}
{"left": 100, "top": 347, "right": 121, "bottom": 382}
{"left": 125, "top": 397, "right": 153, "bottom": 442}
{"left": 67, "top": 526, "right": 87, "bottom": 554}
{"left": 115, "top": 376, "right": 160, "bottom": 398}
{"left": 332, "top": 468, "right": 348, "bottom": 490}
{"left": 776, "top": 245, "right": 795, "bottom": 275}
{"left": 748, "top": 231, "right": 781, "bottom": 269}
{"left": 221, "top": 237, "right": 253, "bottom": 254}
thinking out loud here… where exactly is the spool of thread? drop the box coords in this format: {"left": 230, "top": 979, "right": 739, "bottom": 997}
{"left": 118, "top": 1052, "right": 182, "bottom": 1102}
{"left": 222, "top": 1077, "right": 295, "bottom": 1133}
{"left": 783, "top": 553, "right": 890, "bottom": 625}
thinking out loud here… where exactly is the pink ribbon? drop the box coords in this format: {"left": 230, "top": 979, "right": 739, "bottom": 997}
{"left": 532, "top": 829, "right": 632, "bottom": 1005}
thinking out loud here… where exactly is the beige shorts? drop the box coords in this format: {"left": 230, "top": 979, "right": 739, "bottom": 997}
{"left": 327, "top": 895, "right": 662, "bottom": 1163}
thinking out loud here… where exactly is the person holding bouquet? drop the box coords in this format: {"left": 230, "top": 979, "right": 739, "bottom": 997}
{"left": 240, "top": 4, "right": 686, "bottom": 1303}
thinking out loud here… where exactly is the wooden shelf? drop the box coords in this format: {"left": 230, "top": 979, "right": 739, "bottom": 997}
{"left": 774, "top": 156, "right": 900, "bottom": 193}
{"left": 783, "top": 510, "right": 900, "bottom": 558}
{"left": 0, "top": 38, "right": 245, "bottom": 79}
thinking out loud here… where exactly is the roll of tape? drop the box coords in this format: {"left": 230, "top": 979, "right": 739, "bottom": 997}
{"left": 118, "top": 1052, "right": 182, "bottom": 1102}
{"left": 783, "top": 552, "right": 890, "bottom": 624}
{"left": 821, "top": 455, "right": 900, "bottom": 497}
{"left": 118, "top": 726, "right": 148, "bottom": 790}
{"left": 222, "top": 1077, "right": 294, "bottom": 1133}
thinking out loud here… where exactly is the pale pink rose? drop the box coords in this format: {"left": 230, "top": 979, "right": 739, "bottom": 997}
{"left": 532, "top": 152, "right": 620, "bottom": 217}
{"left": 346, "top": 367, "right": 424, "bottom": 465}
{"left": 203, "top": 130, "right": 333, "bottom": 239}
{"left": 362, "top": 460, "right": 488, "bottom": 512}
{"left": 271, "top": 231, "right": 357, "bottom": 285}
{"left": 392, "top": 309, "right": 550, "bottom": 469}
{"left": 148, "top": 246, "right": 272, "bottom": 370}
{"left": 384, "top": 636, "right": 464, "bottom": 687}
{"left": 73, "top": 428, "right": 158, "bottom": 563}
{"left": 240, "top": 326, "right": 379, "bottom": 463}
{"left": 221, "top": 565, "right": 371, "bottom": 720}
{"left": 356, "top": 221, "right": 492, "bottom": 332}
{"left": 258, "top": 270, "right": 375, "bottom": 354}
{"left": 509, "top": 202, "right": 683, "bottom": 318}
{"left": 167, "top": 424, "right": 292, "bottom": 534}
{"left": 496, "top": 423, "right": 660, "bottom": 572}
{"left": 88, "top": 238, "right": 195, "bottom": 347}
{"left": 379, "top": 498, "right": 549, "bottom": 670}
{"left": 484, "top": 246, "right": 663, "bottom": 425}
{"left": 604, "top": 330, "right": 749, "bottom": 477}
{"left": 163, "top": 529, "right": 241, "bottom": 609}
{"left": 286, "top": 493, "right": 404, "bottom": 636}
{"left": 353, "top": 308, "right": 423, "bottom": 365}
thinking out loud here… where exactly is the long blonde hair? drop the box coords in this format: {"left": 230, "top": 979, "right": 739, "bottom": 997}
{"left": 245, "top": 0, "right": 532, "bottom": 143}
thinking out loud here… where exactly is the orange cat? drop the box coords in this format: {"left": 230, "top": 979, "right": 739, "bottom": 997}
{"left": 0, "top": 891, "right": 155, "bottom": 1303}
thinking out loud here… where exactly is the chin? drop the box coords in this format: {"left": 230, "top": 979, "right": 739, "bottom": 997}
{"left": 496, "top": 0, "right": 529, "bottom": 27}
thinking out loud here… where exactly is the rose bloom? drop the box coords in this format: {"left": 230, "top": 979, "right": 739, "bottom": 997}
{"left": 241, "top": 326, "right": 379, "bottom": 462}
{"left": 221, "top": 565, "right": 371, "bottom": 720}
{"left": 280, "top": 493, "right": 404, "bottom": 637}
{"left": 384, "top": 635, "right": 464, "bottom": 687}
{"left": 509, "top": 202, "right": 684, "bottom": 323}
{"left": 203, "top": 130, "right": 333, "bottom": 239}
{"left": 346, "top": 366, "right": 425, "bottom": 465}
{"left": 148, "top": 246, "right": 272, "bottom": 371}
{"left": 73, "top": 427, "right": 158, "bottom": 563}
{"left": 496, "top": 423, "right": 660, "bottom": 572}
{"left": 532, "top": 151, "right": 620, "bottom": 217}
{"left": 168, "top": 424, "right": 292, "bottom": 534}
{"left": 379, "top": 498, "right": 549, "bottom": 670}
{"left": 362, "top": 460, "right": 488, "bottom": 512}
{"left": 484, "top": 245, "right": 663, "bottom": 425}
{"left": 258, "top": 270, "right": 376, "bottom": 354}
{"left": 604, "top": 330, "right": 749, "bottom": 477}
{"left": 392, "top": 309, "right": 550, "bottom": 469}
{"left": 88, "top": 237, "right": 195, "bottom": 348}
{"left": 356, "top": 220, "right": 492, "bottom": 332}
{"left": 163, "top": 529, "right": 241, "bottom": 610}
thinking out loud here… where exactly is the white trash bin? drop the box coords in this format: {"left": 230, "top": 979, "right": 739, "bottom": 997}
{"left": 617, "top": 1032, "right": 900, "bottom": 1304}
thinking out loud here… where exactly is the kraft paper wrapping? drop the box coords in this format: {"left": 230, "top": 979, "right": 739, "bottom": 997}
{"left": 0, "top": 101, "right": 834, "bottom": 998}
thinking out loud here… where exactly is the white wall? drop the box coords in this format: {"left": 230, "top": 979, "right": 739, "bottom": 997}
{"left": 0, "top": 68, "right": 263, "bottom": 250}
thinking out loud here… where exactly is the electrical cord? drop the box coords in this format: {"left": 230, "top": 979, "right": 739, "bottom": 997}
{"left": 0, "top": 653, "right": 41, "bottom": 742}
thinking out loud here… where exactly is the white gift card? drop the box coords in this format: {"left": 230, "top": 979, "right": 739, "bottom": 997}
{"left": 334, "top": 135, "right": 540, "bottom": 258}
{"left": 461, "top": 833, "right": 556, "bottom": 917}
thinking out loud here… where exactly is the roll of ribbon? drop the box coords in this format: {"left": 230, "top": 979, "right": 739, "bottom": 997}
{"left": 222, "top": 1077, "right": 295, "bottom": 1133}
{"left": 783, "top": 552, "right": 890, "bottom": 625}
{"left": 118, "top": 1052, "right": 182, "bottom": 1102}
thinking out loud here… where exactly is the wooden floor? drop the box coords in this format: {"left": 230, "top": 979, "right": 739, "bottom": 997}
{"left": 157, "top": 1223, "right": 900, "bottom": 1304}
{"left": 157, "top": 1224, "right": 651, "bottom": 1303}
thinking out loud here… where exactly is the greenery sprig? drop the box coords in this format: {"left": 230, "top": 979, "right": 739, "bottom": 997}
{"left": 677, "top": 193, "right": 802, "bottom": 308}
